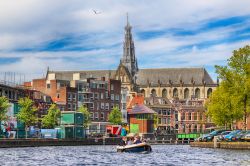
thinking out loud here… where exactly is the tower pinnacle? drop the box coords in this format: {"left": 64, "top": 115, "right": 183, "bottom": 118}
{"left": 121, "top": 13, "right": 138, "bottom": 82}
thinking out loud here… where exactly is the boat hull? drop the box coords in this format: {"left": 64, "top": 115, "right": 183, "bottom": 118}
{"left": 117, "top": 143, "right": 152, "bottom": 153}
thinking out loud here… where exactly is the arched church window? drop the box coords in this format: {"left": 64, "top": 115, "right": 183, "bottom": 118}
{"left": 162, "top": 89, "right": 167, "bottom": 98}
{"left": 184, "top": 88, "right": 189, "bottom": 99}
{"left": 173, "top": 88, "right": 178, "bottom": 98}
{"left": 195, "top": 88, "right": 200, "bottom": 99}
{"left": 151, "top": 89, "right": 156, "bottom": 97}
{"left": 207, "top": 88, "right": 212, "bottom": 98}
{"left": 140, "top": 89, "right": 145, "bottom": 96}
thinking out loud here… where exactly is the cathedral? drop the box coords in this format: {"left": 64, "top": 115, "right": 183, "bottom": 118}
{"left": 46, "top": 17, "right": 217, "bottom": 100}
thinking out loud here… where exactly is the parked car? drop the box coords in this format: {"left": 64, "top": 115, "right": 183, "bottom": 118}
{"left": 202, "top": 130, "right": 226, "bottom": 142}
{"left": 217, "top": 131, "right": 231, "bottom": 141}
{"left": 195, "top": 134, "right": 209, "bottom": 142}
{"left": 235, "top": 130, "right": 250, "bottom": 141}
{"left": 242, "top": 132, "right": 250, "bottom": 142}
{"left": 224, "top": 130, "right": 242, "bottom": 141}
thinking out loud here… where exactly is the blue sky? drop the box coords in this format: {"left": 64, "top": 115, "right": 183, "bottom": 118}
{"left": 0, "top": 0, "right": 250, "bottom": 82}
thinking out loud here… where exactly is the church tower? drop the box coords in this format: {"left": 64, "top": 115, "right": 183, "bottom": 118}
{"left": 121, "top": 14, "right": 139, "bottom": 81}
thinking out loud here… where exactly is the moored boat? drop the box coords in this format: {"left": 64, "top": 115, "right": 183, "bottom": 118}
{"left": 117, "top": 142, "right": 152, "bottom": 153}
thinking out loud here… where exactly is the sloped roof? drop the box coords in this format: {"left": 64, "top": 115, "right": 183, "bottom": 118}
{"left": 137, "top": 68, "right": 215, "bottom": 85}
{"left": 49, "top": 67, "right": 215, "bottom": 85}
{"left": 129, "top": 104, "right": 156, "bottom": 114}
{"left": 144, "top": 96, "right": 172, "bottom": 105}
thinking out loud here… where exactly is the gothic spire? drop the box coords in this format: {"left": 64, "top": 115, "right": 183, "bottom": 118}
{"left": 121, "top": 13, "right": 138, "bottom": 81}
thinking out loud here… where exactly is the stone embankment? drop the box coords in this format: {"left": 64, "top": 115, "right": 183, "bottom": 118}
{"left": 190, "top": 142, "right": 250, "bottom": 150}
{"left": 0, "top": 137, "right": 121, "bottom": 148}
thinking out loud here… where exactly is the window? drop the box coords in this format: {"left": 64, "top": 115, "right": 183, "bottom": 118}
{"left": 207, "top": 88, "right": 212, "bottom": 98}
{"left": 199, "top": 113, "right": 203, "bottom": 121}
{"left": 162, "top": 89, "right": 167, "bottom": 98}
{"left": 95, "top": 93, "right": 99, "bottom": 99}
{"left": 188, "top": 112, "right": 192, "bottom": 120}
{"left": 67, "top": 103, "right": 72, "bottom": 111}
{"left": 122, "top": 103, "right": 126, "bottom": 110}
{"left": 181, "top": 113, "right": 185, "bottom": 121}
{"left": 68, "top": 93, "right": 72, "bottom": 101}
{"left": 115, "top": 95, "right": 120, "bottom": 101}
{"left": 105, "top": 91, "right": 109, "bottom": 99}
{"left": 111, "top": 94, "right": 114, "bottom": 100}
{"left": 90, "top": 113, "right": 94, "bottom": 120}
{"left": 111, "top": 103, "right": 114, "bottom": 109}
{"left": 151, "top": 89, "right": 156, "bottom": 97}
{"left": 57, "top": 93, "right": 60, "bottom": 98}
{"left": 101, "top": 112, "right": 105, "bottom": 120}
{"left": 95, "top": 112, "right": 99, "bottom": 120}
{"left": 158, "top": 118, "right": 161, "bottom": 124}
{"left": 105, "top": 103, "right": 109, "bottom": 110}
{"left": 111, "top": 84, "right": 114, "bottom": 90}
{"left": 47, "top": 84, "right": 50, "bottom": 89}
{"left": 162, "top": 118, "right": 167, "bottom": 124}
{"left": 101, "top": 103, "right": 104, "bottom": 109}
{"left": 78, "top": 94, "right": 83, "bottom": 101}
{"left": 101, "top": 93, "right": 104, "bottom": 99}
{"left": 89, "top": 103, "right": 94, "bottom": 110}
{"left": 72, "top": 93, "right": 76, "bottom": 101}
{"left": 184, "top": 88, "right": 189, "bottom": 99}
{"left": 194, "top": 113, "right": 197, "bottom": 120}
{"left": 140, "top": 89, "right": 145, "bottom": 96}
{"left": 162, "top": 110, "right": 167, "bottom": 115}
{"left": 173, "top": 88, "right": 178, "bottom": 98}
{"left": 195, "top": 88, "right": 200, "bottom": 99}
{"left": 72, "top": 104, "right": 76, "bottom": 111}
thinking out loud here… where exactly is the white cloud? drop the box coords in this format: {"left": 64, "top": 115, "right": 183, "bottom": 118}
{"left": 0, "top": 0, "right": 250, "bottom": 81}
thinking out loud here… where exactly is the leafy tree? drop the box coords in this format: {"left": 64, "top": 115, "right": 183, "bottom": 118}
{"left": 0, "top": 96, "right": 9, "bottom": 122}
{"left": 17, "top": 97, "right": 38, "bottom": 138}
{"left": 215, "top": 45, "right": 250, "bottom": 130}
{"left": 206, "top": 83, "right": 242, "bottom": 129}
{"left": 207, "top": 45, "right": 250, "bottom": 130}
{"left": 108, "top": 106, "right": 122, "bottom": 125}
{"left": 41, "top": 104, "right": 60, "bottom": 129}
{"left": 0, "top": 97, "right": 9, "bottom": 134}
{"left": 77, "top": 105, "right": 91, "bottom": 128}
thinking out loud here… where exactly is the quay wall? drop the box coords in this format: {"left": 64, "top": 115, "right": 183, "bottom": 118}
{"left": 190, "top": 142, "right": 250, "bottom": 150}
{"left": 0, "top": 138, "right": 121, "bottom": 148}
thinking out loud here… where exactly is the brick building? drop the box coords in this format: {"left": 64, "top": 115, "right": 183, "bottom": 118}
{"left": 32, "top": 79, "right": 78, "bottom": 112}
{"left": 173, "top": 99, "right": 214, "bottom": 134}
{"left": 128, "top": 104, "right": 156, "bottom": 137}
{"left": 145, "top": 96, "right": 178, "bottom": 134}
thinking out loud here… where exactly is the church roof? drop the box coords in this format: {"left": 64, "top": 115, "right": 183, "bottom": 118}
{"left": 137, "top": 68, "right": 215, "bottom": 85}
{"left": 49, "top": 67, "right": 215, "bottom": 85}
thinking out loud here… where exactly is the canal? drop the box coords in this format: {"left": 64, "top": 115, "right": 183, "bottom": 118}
{"left": 0, "top": 145, "right": 249, "bottom": 165}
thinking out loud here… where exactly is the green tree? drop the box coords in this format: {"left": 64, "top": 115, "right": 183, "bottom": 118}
{"left": 215, "top": 45, "right": 250, "bottom": 130}
{"left": 17, "top": 97, "right": 38, "bottom": 138}
{"left": 41, "top": 104, "right": 61, "bottom": 129}
{"left": 206, "top": 83, "right": 242, "bottom": 129}
{"left": 108, "top": 106, "right": 122, "bottom": 125}
{"left": 77, "top": 105, "right": 91, "bottom": 128}
{"left": 0, "top": 96, "right": 9, "bottom": 122}
{"left": 0, "top": 97, "right": 9, "bottom": 134}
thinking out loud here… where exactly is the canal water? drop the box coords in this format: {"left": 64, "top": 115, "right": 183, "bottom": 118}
{"left": 0, "top": 145, "right": 249, "bottom": 166}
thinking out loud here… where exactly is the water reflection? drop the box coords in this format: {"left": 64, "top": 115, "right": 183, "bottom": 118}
{"left": 0, "top": 145, "right": 249, "bottom": 166}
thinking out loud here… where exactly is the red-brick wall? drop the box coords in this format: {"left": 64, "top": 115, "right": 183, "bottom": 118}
{"left": 129, "top": 114, "right": 154, "bottom": 133}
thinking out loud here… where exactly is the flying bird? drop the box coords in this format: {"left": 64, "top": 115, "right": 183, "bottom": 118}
{"left": 92, "top": 9, "right": 101, "bottom": 14}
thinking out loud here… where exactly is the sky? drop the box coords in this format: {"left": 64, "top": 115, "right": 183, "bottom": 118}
{"left": 0, "top": 0, "right": 250, "bottom": 82}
